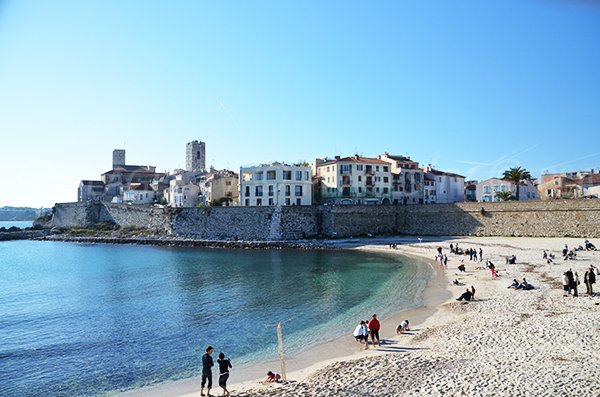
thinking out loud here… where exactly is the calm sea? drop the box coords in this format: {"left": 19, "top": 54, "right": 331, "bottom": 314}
{"left": 0, "top": 221, "right": 33, "bottom": 229}
{"left": 0, "top": 241, "right": 431, "bottom": 397}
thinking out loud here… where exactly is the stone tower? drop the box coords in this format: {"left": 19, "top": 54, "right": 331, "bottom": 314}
{"left": 113, "top": 149, "right": 126, "bottom": 169}
{"left": 186, "top": 140, "right": 206, "bottom": 171}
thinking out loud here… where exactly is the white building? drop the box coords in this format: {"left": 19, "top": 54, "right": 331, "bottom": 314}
{"left": 169, "top": 175, "right": 201, "bottom": 207}
{"left": 423, "top": 166, "right": 465, "bottom": 203}
{"left": 476, "top": 177, "right": 539, "bottom": 202}
{"left": 123, "top": 183, "right": 155, "bottom": 205}
{"left": 378, "top": 153, "right": 423, "bottom": 205}
{"left": 240, "top": 164, "right": 312, "bottom": 206}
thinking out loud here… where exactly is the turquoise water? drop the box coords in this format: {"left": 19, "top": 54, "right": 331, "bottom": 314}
{"left": 0, "top": 221, "right": 33, "bottom": 229}
{"left": 0, "top": 241, "right": 431, "bottom": 397}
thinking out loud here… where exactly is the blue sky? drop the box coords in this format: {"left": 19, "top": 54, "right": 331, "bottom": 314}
{"left": 0, "top": 0, "right": 599, "bottom": 207}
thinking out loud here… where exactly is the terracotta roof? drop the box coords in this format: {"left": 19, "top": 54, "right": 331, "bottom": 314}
{"left": 581, "top": 174, "right": 600, "bottom": 185}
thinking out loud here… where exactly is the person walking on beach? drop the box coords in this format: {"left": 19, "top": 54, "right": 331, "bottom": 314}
{"left": 368, "top": 314, "right": 381, "bottom": 347}
{"left": 201, "top": 346, "right": 214, "bottom": 397}
{"left": 217, "top": 352, "right": 232, "bottom": 396}
{"left": 443, "top": 254, "right": 448, "bottom": 268}
{"left": 479, "top": 248, "right": 483, "bottom": 262}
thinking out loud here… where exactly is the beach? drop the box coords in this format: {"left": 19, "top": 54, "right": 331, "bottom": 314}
{"left": 158, "top": 236, "right": 600, "bottom": 397}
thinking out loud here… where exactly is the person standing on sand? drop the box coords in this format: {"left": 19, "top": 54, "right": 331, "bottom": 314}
{"left": 584, "top": 266, "right": 596, "bottom": 295}
{"left": 471, "top": 285, "right": 476, "bottom": 298}
{"left": 217, "top": 352, "right": 232, "bottom": 396}
{"left": 479, "top": 248, "right": 483, "bottom": 261}
{"left": 201, "top": 346, "right": 214, "bottom": 397}
{"left": 566, "top": 268, "right": 575, "bottom": 296}
{"left": 572, "top": 272, "right": 580, "bottom": 297}
{"left": 368, "top": 314, "right": 381, "bottom": 347}
{"left": 562, "top": 272, "right": 570, "bottom": 297}
{"left": 443, "top": 254, "right": 448, "bottom": 268}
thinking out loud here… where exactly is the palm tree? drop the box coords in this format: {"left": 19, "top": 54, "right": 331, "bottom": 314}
{"left": 502, "top": 167, "right": 531, "bottom": 201}
{"left": 495, "top": 191, "right": 514, "bottom": 201}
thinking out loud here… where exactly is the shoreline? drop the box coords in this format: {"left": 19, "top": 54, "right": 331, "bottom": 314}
{"left": 123, "top": 236, "right": 600, "bottom": 397}
{"left": 117, "top": 240, "right": 452, "bottom": 397}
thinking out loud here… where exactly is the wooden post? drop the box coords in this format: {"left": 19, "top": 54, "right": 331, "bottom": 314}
{"left": 265, "top": 318, "right": 291, "bottom": 381}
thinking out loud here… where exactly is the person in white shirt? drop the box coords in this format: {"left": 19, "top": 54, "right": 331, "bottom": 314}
{"left": 353, "top": 320, "right": 369, "bottom": 350}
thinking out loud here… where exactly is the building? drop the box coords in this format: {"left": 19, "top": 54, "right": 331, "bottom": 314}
{"left": 186, "top": 140, "right": 206, "bottom": 172}
{"left": 537, "top": 170, "right": 600, "bottom": 200}
{"left": 205, "top": 170, "right": 239, "bottom": 206}
{"left": 378, "top": 153, "right": 424, "bottom": 205}
{"left": 476, "top": 178, "right": 539, "bottom": 202}
{"left": 464, "top": 180, "right": 477, "bottom": 202}
{"left": 123, "top": 183, "right": 155, "bottom": 205}
{"left": 240, "top": 163, "right": 312, "bottom": 206}
{"left": 169, "top": 175, "right": 201, "bottom": 207}
{"left": 423, "top": 173, "right": 437, "bottom": 204}
{"left": 422, "top": 166, "right": 465, "bottom": 203}
{"left": 78, "top": 180, "right": 105, "bottom": 202}
{"left": 313, "top": 155, "right": 392, "bottom": 205}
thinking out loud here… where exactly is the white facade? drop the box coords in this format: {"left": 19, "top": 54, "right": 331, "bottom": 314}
{"left": 240, "top": 164, "right": 312, "bottom": 206}
{"left": 123, "top": 184, "right": 155, "bottom": 205}
{"left": 425, "top": 167, "right": 465, "bottom": 203}
{"left": 378, "top": 153, "right": 423, "bottom": 205}
{"left": 476, "top": 178, "right": 539, "bottom": 202}
{"left": 169, "top": 175, "right": 201, "bottom": 207}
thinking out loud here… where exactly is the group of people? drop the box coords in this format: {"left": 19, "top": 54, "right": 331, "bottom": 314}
{"left": 353, "top": 314, "right": 381, "bottom": 349}
{"left": 562, "top": 266, "right": 597, "bottom": 297}
{"left": 508, "top": 278, "right": 534, "bottom": 290}
{"left": 449, "top": 243, "right": 483, "bottom": 262}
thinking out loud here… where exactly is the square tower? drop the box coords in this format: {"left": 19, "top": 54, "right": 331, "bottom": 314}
{"left": 113, "top": 149, "right": 126, "bottom": 169}
{"left": 186, "top": 140, "right": 206, "bottom": 171}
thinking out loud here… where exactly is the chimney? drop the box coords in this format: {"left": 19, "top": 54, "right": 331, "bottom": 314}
{"left": 334, "top": 155, "right": 341, "bottom": 160}
{"left": 354, "top": 154, "right": 359, "bottom": 159}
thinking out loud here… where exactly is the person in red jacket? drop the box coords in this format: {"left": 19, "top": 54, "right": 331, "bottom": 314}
{"left": 368, "top": 314, "right": 380, "bottom": 347}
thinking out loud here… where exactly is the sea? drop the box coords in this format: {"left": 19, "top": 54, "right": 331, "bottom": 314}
{"left": 0, "top": 221, "right": 33, "bottom": 229}
{"left": 0, "top": 240, "right": 431, "bottom": 397}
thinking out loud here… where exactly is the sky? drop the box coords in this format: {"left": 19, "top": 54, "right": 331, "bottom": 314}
{"left": 0, "top": 0, "right": 599, "bottom": 207}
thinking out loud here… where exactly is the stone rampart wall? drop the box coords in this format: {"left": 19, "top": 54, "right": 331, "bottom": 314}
{"left": 48, "top": 200, "right": 600, "bottom": 240}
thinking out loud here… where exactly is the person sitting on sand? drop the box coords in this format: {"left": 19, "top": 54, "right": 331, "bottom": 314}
{"left": 453, "top": 279, "right": 461, "bottom": 285}
{"left": 456, "top": 288, "right": 473, "bottom": 301}
{"left": 506, "top": 255, "right": 517, "bottom": 264}
{"left": 458, "top": 260, "right": 466, "bottom": 273}
{"left": 353, "top": 320, "right": 369, "bottom": 350}
{"left": 518, "top": 278, "right": 533, "bottom": 290}
{"left": 396, "top": 319, "right": 410, "bottom": 334}
{"left": 508, "top": 279, "right": 519, "bottom": 289}
{"left": 266, "top": 371, "right": 281, "bottom": 382}
{"left": 585, "top": 239, "right": 597, "bottom": 251}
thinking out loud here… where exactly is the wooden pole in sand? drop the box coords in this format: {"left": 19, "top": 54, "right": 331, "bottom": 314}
{"left": 265, "top": 318, "right": 291, "bottom": 381}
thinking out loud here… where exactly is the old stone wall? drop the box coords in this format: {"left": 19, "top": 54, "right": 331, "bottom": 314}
{"left": 47, "top": 200, "right": 600, "bottom": 239}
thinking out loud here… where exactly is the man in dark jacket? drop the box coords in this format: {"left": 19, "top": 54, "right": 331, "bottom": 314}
{"left": 584, "top": 266, "right": 596, "bottom": 296}
{"left": 201, "top": 346, "right": 214, "bottom": 397}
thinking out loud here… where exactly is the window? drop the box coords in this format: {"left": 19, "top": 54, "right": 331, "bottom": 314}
{"left": 343, "top": 187, "right": 351, "bottom": 196}
{"left": 285, "top": 185, "right": 291, "bottom": 196}
{"left": 376, "top": 187, "right": 380, "bottom": 193}
{"left": 225, "top": 181, "right": 231, "bottom": 186}
{"left": 268, "top": 185, "right": 274, "bottom": 196}
{"left": 340, "top": 164, "right": 352, "bottom": 174}
{"left": 376, "top": 166, "right": 380, "bottom": 172}
{"left": 285, "top": 198, "right": 291, "bottom": 205}
{"left": 500, "top": 184, "right": 506, "bottom": 192}
{"left": 255, "top": 172, "right": 263, "bottom": 180}
{"left": 245, "top": 199, "right": 250, "bottom": 206}
{"left": 305, "top": 171, "right": 309, "bottom": 180}
{"left": 326, "top": 166, "right": 330, "bottom": 172}
{"left": 357, "top": 165, "right": 363, "bottom": 171}
{"left": 383, "top": 187, "right": 389, "bottom": 194}
{"left": 358, "top": 187, "right": 362, "bottom": 193}
{"left": 383, "top": 166, "right": 388, "bottom": 172}
{"left": 255, "top": 186, "right": 263, "bottom": 196}
{"left": 245, "top": 186, "right": 250, "bottom": 197}
{"left": 266, "top": 170, "right": 276, "bottom": 180}
{"left": 483, "top": 185, "right": 490, "bottom": 194}
{"left": 256, "top": 198, "right": 262, "bottom": 206}
{"left": 375, "top": 176, "right": 381, "bottom": 182}
{"left": 383, "top": 177, "right": 389, "bottom": 183}
{"left": 268, "top": 198, "right": 274, "bottom": 205}
{"left": 295, "top": 185, "right": 303, "bottom": 196}
{"left": 296, "top": 171, "right": 302, "bottom": 180}
{"left": 358, "top": 175, "right": 362, "bottom": 182}
{"left": 296, "top": 198, "right": 301, "bottom": 206}
{"left": 283, "top": 170, "right": 292, "bottom": 180}
{"left": 493, "top": 185, "right": 499, "bottom": 192}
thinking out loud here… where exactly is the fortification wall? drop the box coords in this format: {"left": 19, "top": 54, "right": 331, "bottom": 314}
{"left": 47, "top": 200, "right": 600, "bottom": 240}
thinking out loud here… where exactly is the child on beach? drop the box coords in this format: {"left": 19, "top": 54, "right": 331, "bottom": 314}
{"left": 266, "top": 371, "right": 281, "bottom": 382}
{"left": 217, "top": 352, "right": 232, "bottom": 396}
{"left": 396, "top": 319, "right": 410, "bottom": 334}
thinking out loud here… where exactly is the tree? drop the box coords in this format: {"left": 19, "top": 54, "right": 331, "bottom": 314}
{"left": 502, "top": 167, "right": 531, "bottom": 201}
{"left": 495, "top": 191, "right": 514, "bottom": 202}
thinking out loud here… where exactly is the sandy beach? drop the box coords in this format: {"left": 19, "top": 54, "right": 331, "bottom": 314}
{"left": 125, "top": 236, "right": 600, "bottom": 397}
